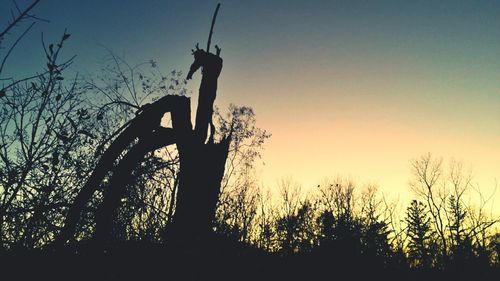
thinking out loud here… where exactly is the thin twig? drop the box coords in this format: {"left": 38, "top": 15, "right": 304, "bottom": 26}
{"left": 0, "top": 0, "right": 41, "bottom": 40}
{"left": 0, "top": 22, "right": 36, "bottom": 75}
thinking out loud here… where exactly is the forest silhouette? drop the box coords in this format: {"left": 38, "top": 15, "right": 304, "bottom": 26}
{"left": 0, "top": 2, "right": 499, "bottom": 280}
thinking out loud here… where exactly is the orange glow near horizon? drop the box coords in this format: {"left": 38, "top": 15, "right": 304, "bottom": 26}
{"left": 208, "top": 45, "right": 500, "bottom": 212}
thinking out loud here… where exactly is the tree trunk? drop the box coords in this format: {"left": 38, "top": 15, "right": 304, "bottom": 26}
{"left": 94, "top": 128, "right": 177, "bottom": 245}
{"left": 167, "top": 48, "right": 226, "bottom": 247}
{"left": 166, "top": 137, "right": 230, "bottom": 248}
{"left": 54, "top": 96, "right": 186, "bottom": 247}
{"left": 55, "top": 47, "right": 226, "bottom": 251}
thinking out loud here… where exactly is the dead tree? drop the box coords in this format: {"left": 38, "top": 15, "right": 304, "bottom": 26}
{"left": 54, "top": 4, "right": 229, "bottom": 248}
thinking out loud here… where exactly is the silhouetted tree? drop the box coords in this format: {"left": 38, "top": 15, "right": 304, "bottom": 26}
{"left": 410, "top": 153, "right": 448, "bottom": 263}
{"left": 409, "top": 153, "right": 500, "bottom": 270}
{"left": 359, "top": 186, "right": 393, "bottom": 267}
{"left": 405, "top": 200, "right": 433, "bottom": 268}
{"left": 490, "top": 233, "right": 500, "bottom": 267}
{"left": 314, "top": 178, "right": 363, "bottom": 266}
{"left": 0, "top": 18, "right": 93, "bottom": 248}
{"left": 214, "top": 105, "right": 270, "bottom": 243}
{"left": 275, "top": 178, "right": 317, "bottom": 254}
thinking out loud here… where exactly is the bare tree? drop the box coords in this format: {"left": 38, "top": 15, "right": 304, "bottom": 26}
{"left": 410, "top": 153, "right": 448, "bottom": 261}
{"left": 0, "top": 21, "right": 94, "bottom": 248}
{"left": 410, "top": 153, "right": 500, "bottom": 268}
{"left": 0, "top": 0, "right": 46, "bottom": 79}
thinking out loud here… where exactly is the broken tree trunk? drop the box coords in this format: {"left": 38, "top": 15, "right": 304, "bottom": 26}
{"left": 53, "top": 95, "right": 189, "bottom": 247}
{"left": 166, "top": 47, "right": 226, "bottom": 248}
{"left": 54, "top": 47, "right": 226, "bottom": 250}
{"left": 166, "top": 135, "right": 230, "bottom": 247}
{"left": 94, "top": 127, "right": 177, "bottom": 245}
{"left": 55, "top": 3, "right": 227, "bottom": 249}
{"left": 93, "top": 48, "right": 226, "bottom": 248}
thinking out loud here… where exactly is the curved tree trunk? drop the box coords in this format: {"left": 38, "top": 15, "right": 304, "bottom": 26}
{"left": 54, "top": 95, "right": 187, "bottom": 247}
{"left": 94, "top": 128, "right": 177, "bottom": 245}
{"left": 55, "top": 48, "right": 226, "bottom": 250}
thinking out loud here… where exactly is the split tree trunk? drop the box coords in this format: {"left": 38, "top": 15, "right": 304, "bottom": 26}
{"left": 166, "top": 138, "right": 230, "bottom": 248}
{"left": 55, "top": 49, "right": 227, "bottom": 250}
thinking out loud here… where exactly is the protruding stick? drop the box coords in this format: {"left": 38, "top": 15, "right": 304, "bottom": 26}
{"left": 207, "top": 3, "right": 221, "bottom": 53}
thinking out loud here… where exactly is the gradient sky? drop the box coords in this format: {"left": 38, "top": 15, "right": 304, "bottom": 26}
{"left": 2, "top": 0, "right": 499, "bottom": 206}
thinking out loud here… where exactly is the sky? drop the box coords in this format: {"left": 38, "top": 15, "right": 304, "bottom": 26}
{"left": 2, "top": 0, "right": 499, "bottom": 207}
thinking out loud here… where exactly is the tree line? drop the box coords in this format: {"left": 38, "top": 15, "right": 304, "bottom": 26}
{"left": 215, "top": 154, "right": 500, "bottom": 272}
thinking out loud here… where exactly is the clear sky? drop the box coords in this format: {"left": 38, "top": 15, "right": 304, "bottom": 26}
{"left": 2, "top": 0, "right": 499, "bottom": 205}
